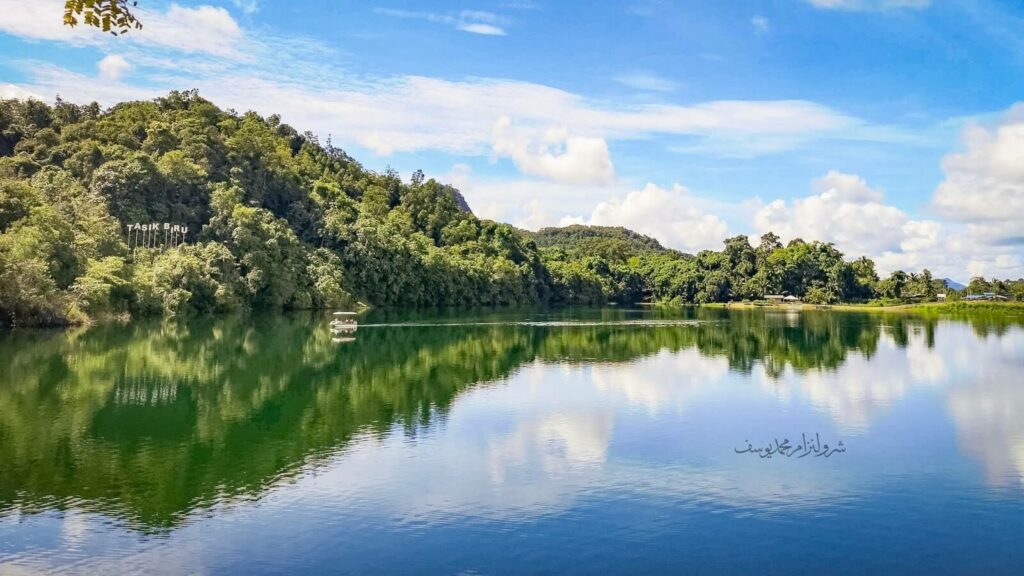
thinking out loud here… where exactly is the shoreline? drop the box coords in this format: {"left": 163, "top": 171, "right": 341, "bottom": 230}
{"left": 704, "top": 301, "right": 1024, "bottom": 315}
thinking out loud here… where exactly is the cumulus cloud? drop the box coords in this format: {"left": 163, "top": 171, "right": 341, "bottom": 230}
{"left": 746, "top": 169, "right": 1016, "bottom": 280}
{"left": 585, "top": 183, "right": 729, "bottom": 253}
{"left": 807, "top": 0, "right": 931, "bottom": 10}
{"left": 447, "top": 171, "right": 728, "bottom": 252}
{"left": 97, "top": 55, "right": 132, "bottom": 81}
{"left": 146, "top": 4, "right": 244, "bottom": 57}
{"left": 755, "top": 170, "right": 939, "bottom": 258}
{"left": 514, "top": 199, "right": 559, "bottom": 230}
{"left": 932, "top": 105, "right": 1024, "bottom": 236}
{"left": 436, "top": 165, "right": 623, "bottom": 228}
{"left": 491, "top": 117, "right": 615, "bottom": 185}
{"left": 884, "top": 103, "right": 1024, "bottom": 279}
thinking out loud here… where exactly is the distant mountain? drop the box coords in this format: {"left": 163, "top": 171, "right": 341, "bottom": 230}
{"left": 522, "top": 225, "right": 687, "bottom": 263}
{"left": 943, "top": 278, "right": 966, "bottom": 291}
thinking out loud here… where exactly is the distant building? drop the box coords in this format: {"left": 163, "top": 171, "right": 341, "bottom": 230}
{"left": 937, "top": 293, "right": 946, "bottom": 300}
{"left": 765, "top": 295, "right": 785, "bottom": 302}
{"left": 965, "top": 292, "right": 1007, "bottom": 301}
{"left": 783, "top": 295, "right": 800, "bottom": 302}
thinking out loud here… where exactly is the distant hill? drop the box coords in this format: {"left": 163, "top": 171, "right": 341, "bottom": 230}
{"left": 522, "top": 225, "right": 687, "bottom": 263}
{"left": 943, "top": 278, "right": 966, "bottom": 291}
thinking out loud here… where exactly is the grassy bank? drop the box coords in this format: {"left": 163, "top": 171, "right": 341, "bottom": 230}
{"left": 701, "top": 300, "right": 1024, "bottom": 315}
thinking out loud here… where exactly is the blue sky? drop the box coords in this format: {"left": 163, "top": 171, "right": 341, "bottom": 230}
{"left": 1, "top": 0, "right": 1022, "bottom": 279}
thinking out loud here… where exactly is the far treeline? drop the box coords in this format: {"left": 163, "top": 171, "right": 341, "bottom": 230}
{"left": 1, "top": 92, "right": 1021, "bottom": 327}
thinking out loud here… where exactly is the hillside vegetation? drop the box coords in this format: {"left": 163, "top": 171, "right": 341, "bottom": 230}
{"left": 524, "top": 225, "right": 681, "bottom": 261}
{"left": 1, "top": 92, "right": 1021, "bottom": 326}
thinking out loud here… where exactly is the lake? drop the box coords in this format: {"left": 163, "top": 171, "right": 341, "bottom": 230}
{"left": 1, "top": 307, "right": 1023, "bottom": 574}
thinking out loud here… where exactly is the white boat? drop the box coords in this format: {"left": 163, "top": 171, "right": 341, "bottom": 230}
{"left": 329, "top": 311, "right": 358, "bottom": 335}
{"left": 330, "top": 311, "right": 358, "bottom": 323}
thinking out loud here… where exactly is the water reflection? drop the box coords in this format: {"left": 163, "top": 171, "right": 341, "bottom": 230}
{"left": 0, "top": 307, "right": 1022, "bottom": 539}
{"left": 946, "top": 330, "right": 1024, "bottom": 488}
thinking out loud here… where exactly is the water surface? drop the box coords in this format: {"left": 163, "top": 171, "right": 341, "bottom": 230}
{"left": 1, "top": 307, "right": 1023, "bottom": 574}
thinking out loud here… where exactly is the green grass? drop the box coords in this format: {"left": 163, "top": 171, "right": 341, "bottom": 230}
{"left": 697, "top": 300, "right": 1024, "bottom": 316}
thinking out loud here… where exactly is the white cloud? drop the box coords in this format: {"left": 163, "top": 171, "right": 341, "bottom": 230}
{"left": 491, "top": 117, "right": 615, "bottom": 185}
{"left": 886, "top": 103, "right": 1024, "bottom": 280}
{"left": 932, "top": 104, "right": 1024, "bottom": 235}
{"left": 445, "top": 165, "right": 512, "bottom": 222}
{"left": 514, "top": 199, "right": 559, "bottom": 230}
{"left": 4, "top": 10, "right": 866, "bottom": 172}
{"left": 807, "top": 0, "right": 931, "bottom": 10}
{"left": 232, "top": 0, "right": 259, "bottom": 14}
{"left": 0, "top": 1, "right": 246, "bottom": 59}
{"left": 755, "top": 170, "right": 938, "bottom": 258}
{"left": 457, "top": 23, "right": 506, "bottom": 35}
{"left": 169, "top": 76, "right": 857, "bottom": 161}
{"left": 436, "top": 164, "right": 622, "bottom": 227}
{"left": 0, "top": 83, "right": 42, "bottom": 100}
{"left": 0, "top": 0, "right": 100, "bottom": 44}
{"left": 612, "top": 71, "right": 679, "bottom": 92}
{"left": 751, "top": 16, "right": 770, "bottom": 36}
{"left": 374, "top": 8, "right": 509, "bottom": 36}
{"left": 97, "top": 55, "right": 132, "bottom": 81}
{"left": 139, "top": 4, "right": 244, "bottom": 58}
{"left": 748, "top": 164, "right": 1023, "bottom": 280}
{"left": 6, "top": 63, "right": 161, "bottom": 104}
{"left": 899, "top": 220, "right": 940, "bottom": 253}
{"left": 585, "top": 183, "right": 729, "bottom": 253}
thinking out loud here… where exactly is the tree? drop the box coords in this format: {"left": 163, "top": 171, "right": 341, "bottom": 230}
{"left": 133, "top": 243, "right": 243, "bottom": 316}
{"left": 967, "top": 276, "right": 991, "bottom": 295}
{"left": 71, "top": 256, "right": 134, "bottom": 316}
{"left": 64, "top": 0, "right": 142, "bottom": 35}
{"left": 722, "top": 235, "right": 756, "bottom": 291}
{"left": 755, "top": 232, "right": 782, "bottom": 267}
{"left": 879, "top": 270, "right": 909, "bottom": 300}
{"left": 849, "top": 256, "right": 879, "bottom": 301}
{"left": 919, "top": 268, "right": 937, "bottom": 300}
{"left": 0, "top": 179, "right": 39, "bottom": 231}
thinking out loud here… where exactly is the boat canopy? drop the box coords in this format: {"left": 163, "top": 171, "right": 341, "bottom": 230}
{"left": 333, "top": 311, "right": 358, "bottom": 316}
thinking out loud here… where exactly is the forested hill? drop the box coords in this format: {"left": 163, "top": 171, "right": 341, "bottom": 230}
{"left": 523, "top": 225, "right": 687, "bottom": 262}
{"left": 0, "top": 92, "right": 1019, "bottom": 327}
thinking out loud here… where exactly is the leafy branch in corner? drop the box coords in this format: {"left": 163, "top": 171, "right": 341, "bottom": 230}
{"left": 63, "top": 0, "right": 142, "bottom": 35}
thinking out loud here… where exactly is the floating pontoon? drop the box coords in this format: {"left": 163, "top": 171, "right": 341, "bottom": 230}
{"left": 329, "top": 311, "right": 358, "bottom": 334}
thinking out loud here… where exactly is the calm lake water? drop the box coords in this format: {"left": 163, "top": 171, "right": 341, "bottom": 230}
{"left": 2, "top": 307, "right": 1023, "bottom": 575}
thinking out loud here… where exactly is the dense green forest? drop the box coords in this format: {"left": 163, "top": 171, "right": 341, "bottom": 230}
{"left": 523, "top": 225, "right": 683, "bottom": 260}
{"left": 1, "top": 92, "right": 1022, "bottom": 326}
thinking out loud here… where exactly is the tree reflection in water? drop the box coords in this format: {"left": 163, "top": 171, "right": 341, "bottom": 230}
{"left": 0, "top": 307, "right": 1020, "bottom": 530}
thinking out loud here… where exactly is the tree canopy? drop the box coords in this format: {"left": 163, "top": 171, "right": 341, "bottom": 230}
{"left": 1, "top": 92, "right": 1020, "bottom": 327}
